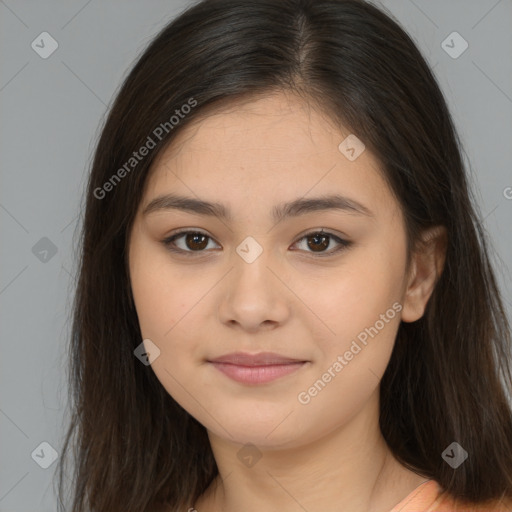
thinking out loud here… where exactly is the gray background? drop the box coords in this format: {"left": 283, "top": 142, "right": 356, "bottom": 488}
{"left": 1, "top": 1, "right": 511, "bottom": 510}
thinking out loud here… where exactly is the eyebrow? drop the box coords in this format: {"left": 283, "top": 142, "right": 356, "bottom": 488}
{"left": 142, "top": 193, "right": 374, "bottom": 222}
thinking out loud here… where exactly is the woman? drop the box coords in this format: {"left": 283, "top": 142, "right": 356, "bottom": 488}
{"left": 56, "top": 1, "right": 512, "bottom": 511}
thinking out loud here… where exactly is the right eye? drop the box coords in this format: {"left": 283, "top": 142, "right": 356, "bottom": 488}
{"left": 161, "top": 230, "right": 221, "bottom": 255}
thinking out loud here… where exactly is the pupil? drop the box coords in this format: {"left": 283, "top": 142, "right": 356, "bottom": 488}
{"left": 308, "top": 233, "right": 328, "bottom": 252}
{"left": 187, "top": 233, "right": 208, "bottom": 250}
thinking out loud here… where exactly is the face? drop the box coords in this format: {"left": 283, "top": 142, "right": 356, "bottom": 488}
{"left": 128, "top": 92, "right": 413, "bottom": 450}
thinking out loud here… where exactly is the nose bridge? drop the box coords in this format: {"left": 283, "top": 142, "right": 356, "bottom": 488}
{"left": 231, "top": 237, "right": 275, "bottom": 298}
{"left": 218, "top": 237, "right": 289, "bottom": 329}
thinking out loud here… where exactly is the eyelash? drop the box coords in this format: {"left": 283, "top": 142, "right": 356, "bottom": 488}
{"left": 161, "top": 229, "right": 352, "bottom": 258}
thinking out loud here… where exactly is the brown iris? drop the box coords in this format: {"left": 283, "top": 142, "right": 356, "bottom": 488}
{"left": 306, "top": 232, "right": 329, "bottom": 252}
{"left": 184, "top": 233, "right": 209, "bottom": 250}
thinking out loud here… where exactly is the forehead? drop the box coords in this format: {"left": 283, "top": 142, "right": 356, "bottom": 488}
{"left": 142, "top": 92, "right": 396, "bottom": 220}
{"left": 155, "top": 93, "right": 355, "bottom": 165}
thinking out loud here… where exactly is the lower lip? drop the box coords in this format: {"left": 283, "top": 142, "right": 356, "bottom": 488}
{"left": 209, "top": 361, "right": 307, "bottom": 384}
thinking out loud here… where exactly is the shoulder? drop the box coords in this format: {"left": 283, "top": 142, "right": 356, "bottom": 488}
{"left": 404, "top": 480, "right": 512, "bottom": 512}
{"left": 435, "top": 491, "right": 512, "bottom": 512}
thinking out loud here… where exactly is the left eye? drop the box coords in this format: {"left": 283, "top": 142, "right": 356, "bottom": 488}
{"left": 162, "top": 229, "right": 351, "bottom": 256}
{"left": 292, "top": 230, "right": 351, "bottom": 255}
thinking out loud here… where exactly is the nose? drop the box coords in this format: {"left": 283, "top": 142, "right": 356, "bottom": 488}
{"left": 217, "top": 249, "right": 291, "bottom": 333}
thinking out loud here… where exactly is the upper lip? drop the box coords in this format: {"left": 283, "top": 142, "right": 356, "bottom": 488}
{"left": 208, "top": 352, "right": 307, "bottom": 366}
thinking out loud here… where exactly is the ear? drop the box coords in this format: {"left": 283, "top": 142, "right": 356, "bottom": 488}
{"left": 401, "top": 225, "right": 447, "bottom": 323}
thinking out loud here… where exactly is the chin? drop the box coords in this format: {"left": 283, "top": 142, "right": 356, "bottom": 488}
{"left": 206, "top": 413, "right": 307, "bottom": 449}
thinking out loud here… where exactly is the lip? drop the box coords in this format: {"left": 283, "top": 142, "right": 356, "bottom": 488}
{"left": 208, "top": 351, "right": 307, "bottom": 366}
{"left": 207, "top": 352, "right": 309, "bottom": 385}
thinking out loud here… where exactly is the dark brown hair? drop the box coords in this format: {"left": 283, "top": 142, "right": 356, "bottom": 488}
{"left": 55, "top": 0, "right": 512, "bottom": 510}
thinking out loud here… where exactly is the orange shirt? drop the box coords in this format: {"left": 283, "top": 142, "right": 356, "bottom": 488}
{"left": 389, "top": 480, "right": 512, "bottom": 512}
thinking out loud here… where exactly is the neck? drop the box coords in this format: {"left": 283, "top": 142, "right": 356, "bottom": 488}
{"left": 193, "top": 391, "right": 428, "bottom": 512}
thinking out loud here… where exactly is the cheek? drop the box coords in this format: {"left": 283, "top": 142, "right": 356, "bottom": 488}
{"left": 130, "top": 252, "right": 208, "bottom": 411}
{"left": 313, "top": 258, "right": 403, "bottom": 335}
{"left": 129, "top": 246, "right": 199, "bottom": 344}
{"left": 308, "top": 243, "right": 405, "bottom": 375}
{"left": 296, "top": 294, "right": 401, "bottom": 435}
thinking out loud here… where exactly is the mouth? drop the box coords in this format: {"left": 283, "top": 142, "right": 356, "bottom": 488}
{"left": 207, "top": 352, "right": 309, "bottom": 385}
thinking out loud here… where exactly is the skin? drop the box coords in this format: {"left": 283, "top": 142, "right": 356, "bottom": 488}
{"left": 128, "top": 91, "right": 447, "bottom": 512}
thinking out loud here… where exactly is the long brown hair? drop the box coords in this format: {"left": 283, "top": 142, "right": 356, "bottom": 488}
{"left": 55, "top": 0, "right": 512, "bottom": 510}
